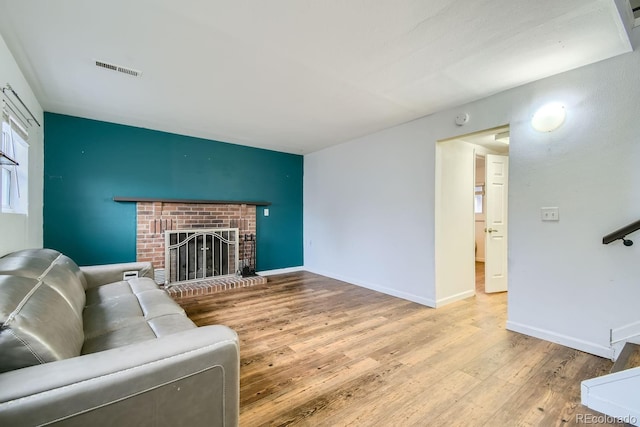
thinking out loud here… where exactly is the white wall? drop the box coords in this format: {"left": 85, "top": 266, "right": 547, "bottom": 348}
{"left": 304, "top": 121, "right": 437, "bottom": 305}
{"left": 0, "top": 34, "right": 44, "bottom": 256}
{"left": 304, "top": 26, "right": 640, "bottom": 358}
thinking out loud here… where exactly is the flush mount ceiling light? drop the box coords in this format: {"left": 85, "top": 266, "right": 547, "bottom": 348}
{"left": 531, "top": 102, "right": 566, "bottom": 132}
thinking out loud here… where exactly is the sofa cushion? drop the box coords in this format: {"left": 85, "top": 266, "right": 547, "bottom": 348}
{"left": 0, "top": 250, "right": 87, "bottom": 373}
{"left": 0, "top": 275, "right": 85, "bottom": 373}
{"left": 84, "top": 279, "right": 158, "bottom": 306}
{"left": 0, "top": 249, "right": 87, "bottom": 316}
{"left": 81, "top": 320, "right": 157, "bottom": 354}
{"left": 0, "top": 248, "right": 88, "bottom": 291}
{"left": 82, "top": 277, "right": 195, "bottom": 355}
{"left": 148, "top": 314, "right": 198, "bottom": 336}
{"left": 83, "top": 294, "right": 147, "bottom": 339}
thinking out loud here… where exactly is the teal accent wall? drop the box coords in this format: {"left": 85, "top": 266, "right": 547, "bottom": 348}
{"left": 44, "top": 113, "right": 303, "bottom": 269}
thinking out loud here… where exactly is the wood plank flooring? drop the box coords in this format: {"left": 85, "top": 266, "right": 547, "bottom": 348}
{"left": 611, "top": 343, "right": 640, "bottom": 373}
{"left": 178, "top": 264, "right": 617, "bottom": 426}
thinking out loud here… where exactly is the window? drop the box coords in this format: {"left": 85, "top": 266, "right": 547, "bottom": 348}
{"left": 474, "top": 185, "right": 484, "bottom": 214}
{"left": 0, "top": 118, "right": 28, "bottom": 214}
{"left": 1, "top": 167, "right": 11, "bottom": 209}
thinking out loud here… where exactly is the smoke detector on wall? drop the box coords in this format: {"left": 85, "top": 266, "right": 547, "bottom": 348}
{"left": 95, "top": 60, "right": 142, "bottom": 77}
{"left": 455, "top": 113, "right": 469, "bottom": 126}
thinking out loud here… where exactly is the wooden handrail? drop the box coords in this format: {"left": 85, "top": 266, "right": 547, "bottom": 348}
{"left": 603, "top": 219, "right": 640, "bottom": 246}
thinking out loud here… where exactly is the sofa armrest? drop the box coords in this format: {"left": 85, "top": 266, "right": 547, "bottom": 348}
{"left": 0, "top": 325, "right": 239, "bottom": 427}
{"left": 81, "top": 261, "right": 155, "bottom": 288}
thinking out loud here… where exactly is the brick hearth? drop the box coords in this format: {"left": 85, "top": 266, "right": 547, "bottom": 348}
{"left": 165, "top": 275, "right": 267, "bottom": 299}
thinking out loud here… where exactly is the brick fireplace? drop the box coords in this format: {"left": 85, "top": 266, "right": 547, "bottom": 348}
{"left": 135, "top": 201, "right": 256, "bottom": 271}
{"left": 112, "top": 196, "right": 270, "bottom": 295}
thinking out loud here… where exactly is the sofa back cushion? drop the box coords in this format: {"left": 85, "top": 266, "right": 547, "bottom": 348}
{"left": 1, "top": 248, "right": 88, "bottom": 291}
{"left": 0, "top": 249, "right": 86, "bottom": 373}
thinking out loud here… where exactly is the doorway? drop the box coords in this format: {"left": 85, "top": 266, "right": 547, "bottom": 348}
{"left": 434, "top": 125, "right": 509, "bottom": 306}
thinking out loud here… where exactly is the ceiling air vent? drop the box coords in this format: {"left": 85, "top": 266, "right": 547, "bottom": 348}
{"left": 95, "top": 60, "right": 142, "bottom": 77}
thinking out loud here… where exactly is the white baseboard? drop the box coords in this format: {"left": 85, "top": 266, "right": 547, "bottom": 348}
{"left": 435, "top": 290, "right": 476, "bottom": 307}
{"left": 305, "top": 267, "right": 436, "bottom": 308}
{"left": 257, "top": 266, "right": 305, "bottom": 276}
{"left": 507, "top": 320, "right": 614, "bottom": 359}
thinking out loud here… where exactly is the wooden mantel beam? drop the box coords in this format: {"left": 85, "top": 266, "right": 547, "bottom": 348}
{"left": 113, "top": 197, "right": 271, "bottom": 206}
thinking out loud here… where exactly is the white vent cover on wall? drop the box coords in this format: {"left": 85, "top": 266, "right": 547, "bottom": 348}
{"left": 95, "top": 60, "right": 142, "bottom": 77}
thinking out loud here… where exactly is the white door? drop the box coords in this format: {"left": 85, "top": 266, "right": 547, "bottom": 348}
{"left": 485, "top": 154, "right": 508, "bottom": 293}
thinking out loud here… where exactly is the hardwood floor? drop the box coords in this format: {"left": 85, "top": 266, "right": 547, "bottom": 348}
{"left": 178, "top": 267, "right": 617, "bottom": 426}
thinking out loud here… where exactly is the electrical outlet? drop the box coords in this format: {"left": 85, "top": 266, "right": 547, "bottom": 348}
{"left": 541, "top": 207, "right": 559, "bottom": 221}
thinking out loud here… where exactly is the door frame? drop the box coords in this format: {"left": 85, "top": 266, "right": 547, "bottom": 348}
{"left": 434, "top": 125, "right": 510, "bottom": 307}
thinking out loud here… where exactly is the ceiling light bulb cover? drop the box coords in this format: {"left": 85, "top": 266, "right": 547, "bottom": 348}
{"left": 531, "top": 103, "right": 566, "bottom": 132}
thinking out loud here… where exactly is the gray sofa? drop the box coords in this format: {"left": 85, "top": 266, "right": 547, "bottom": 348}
{"left": 0, "top": 248, "right": 239, "bottom": 426}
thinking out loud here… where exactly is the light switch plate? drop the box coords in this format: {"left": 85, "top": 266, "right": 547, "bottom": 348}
{"left": 264, "top": 208, "right": 269, "bottom": 217}
{"left": 541, "top": 207, "right": 559, "bottom": 221}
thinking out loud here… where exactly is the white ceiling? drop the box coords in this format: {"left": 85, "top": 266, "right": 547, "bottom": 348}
{"left": 0, "top": 1, "right": 633, "bottom": 154}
